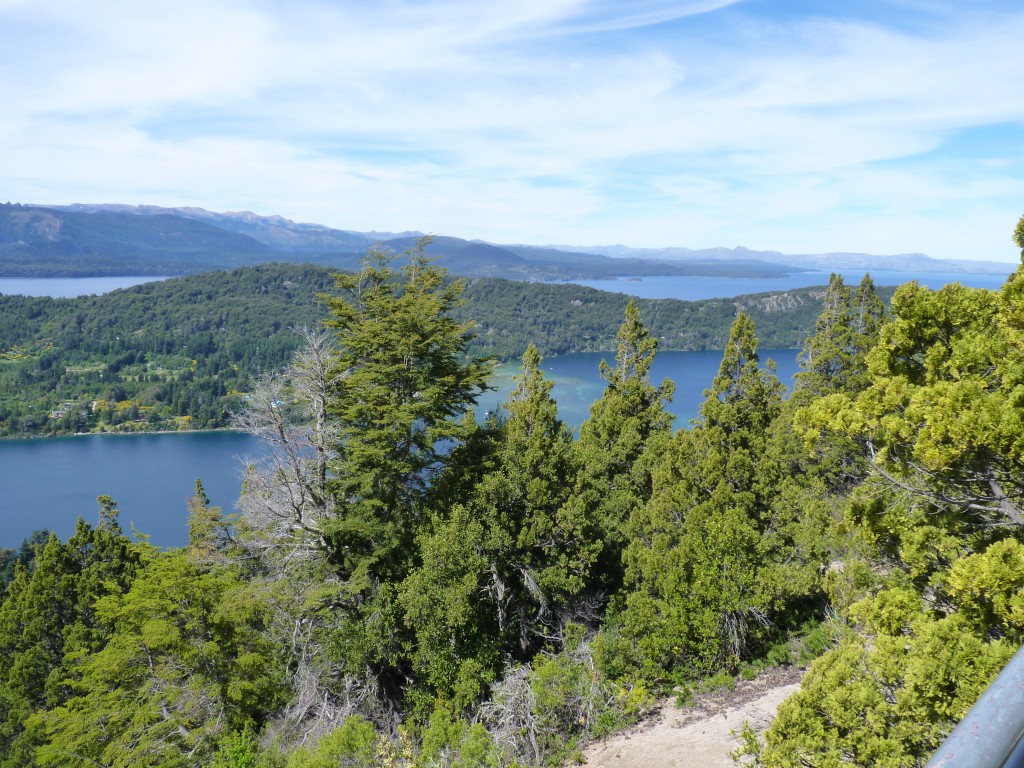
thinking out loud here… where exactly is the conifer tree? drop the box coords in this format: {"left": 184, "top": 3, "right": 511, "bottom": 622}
{"left": 794, "top": 274, "right": 854, "bottom": 399}
{"left": 320, "top": 240, "right": 492, "bottom": 591}
{"left": 402, "top": 345, "right": 597, "bottom": 698}
{"left": 795, "top": 273, "right": 885, "bottom": 401}
{"left": 792, "top": 273, "right": 886, "bottom": 491}
{"left": 188, "top": 478, "right": 232, "bottom": 555}
{"left": 620, "top": 313, "right": 804, "bottom": 675}
{"left": 570, "top": 300, "right": 674, "bottom": 594}
{"left": 34, "top": 548, "right": 284, "bottom": 768}
{"left": 0, "top": 504, "right": 139, "bottom": 768}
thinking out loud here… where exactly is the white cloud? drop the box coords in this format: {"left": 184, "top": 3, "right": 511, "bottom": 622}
{"left": 2, "top": 1, "right": 1023, "bottom": 262}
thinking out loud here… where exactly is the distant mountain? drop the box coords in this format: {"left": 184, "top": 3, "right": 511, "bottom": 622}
{"left": 546, "top": 243, "right": 1014, "bottom": 276}
{"left": 54, "top": 203, "right": 392, "bottom": 253}
{"left": 0, "top": 205, "right": 273, "bottom": 276}
{"left": 6, "top": 202, "right": 1006, "bottom": 281}
{"left": 3, "top": 203, "right": 803, "bottom": 280}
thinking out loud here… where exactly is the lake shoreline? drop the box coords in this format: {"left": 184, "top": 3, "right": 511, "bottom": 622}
{"left": 0, "top": 426, "right": 242, "bottom": 442}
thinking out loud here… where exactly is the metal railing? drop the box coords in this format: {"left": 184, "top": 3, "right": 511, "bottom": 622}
{"left": 925, "top": 644, "right": 1024, "bottom": 767}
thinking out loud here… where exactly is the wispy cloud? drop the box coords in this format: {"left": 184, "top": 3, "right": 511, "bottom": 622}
{"left": 1, "top": 0, "right": 1022, "bottom": 261}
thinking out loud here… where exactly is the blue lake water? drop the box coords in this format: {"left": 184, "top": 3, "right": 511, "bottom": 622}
{"left": 567, "top": 269, "right": 1014, "bottom": 301}
{"left": 0, "top": 276, "right": 166, "bottom": 297}
{"left": 0, "top": 349, "right": 799, "bottom": 549}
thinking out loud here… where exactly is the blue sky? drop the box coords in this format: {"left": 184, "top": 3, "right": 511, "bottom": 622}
{"left": 2, "top": 0, "right": 1023, "bottom": 262}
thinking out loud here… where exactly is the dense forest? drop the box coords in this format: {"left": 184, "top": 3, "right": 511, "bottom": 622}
{"left": 0, "top": 264, "right": 887, "bottom": 437}
{"left": 1, "top": 228, "right": 1022, "bottom": 767}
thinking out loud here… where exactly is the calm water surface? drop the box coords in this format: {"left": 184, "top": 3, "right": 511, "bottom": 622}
{"left": 0, "top": 350, "right": 798, "bottom": 548}
{"left": 0, "top": 276, "right": 166, "bottom": 297}
{"left": 568, "top": 269, "right": 1013, "bottom": 301}
{"left": 0, "top": 431, "right": 267, "bottom": 547}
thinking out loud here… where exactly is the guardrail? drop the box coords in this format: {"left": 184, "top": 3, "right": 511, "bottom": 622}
{"left": 925, "top": 644, "right": 1024, "bottom": 767}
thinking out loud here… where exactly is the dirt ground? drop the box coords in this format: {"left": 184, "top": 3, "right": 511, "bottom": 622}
{"left": 582, "top": 666, "right": 804, "bottom": 768}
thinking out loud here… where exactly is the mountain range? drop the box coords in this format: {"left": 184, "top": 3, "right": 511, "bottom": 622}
{"left": 0, "top": 203, "right": 1011, "bottom": 279}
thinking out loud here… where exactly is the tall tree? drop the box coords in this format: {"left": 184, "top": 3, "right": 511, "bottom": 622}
{"left": 793, "top": 273, "right": 886, "bottom": 491}
{"left": 794, "top": 274, "right": 855, "bottom": 400}
{"left": 402, "top": 345, "right": 597, "bottom": 699}
{"left": 620, "top": 313, "right": 809, "bottom": 675}
{"left": 570, "top": 300, "right": 674, "bottom": 593}
{"left": 320, "top": 240, "right": 492, "bottom": 591}
{"left": 795, "top": 272, "right": 885, "bottom": 401}
{"left": 0, "top": 504, "right": 140, "bottom": 768}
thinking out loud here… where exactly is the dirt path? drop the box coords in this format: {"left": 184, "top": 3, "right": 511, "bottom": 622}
{"left": 582, "top": 667, "right": 803, "bottom": 768}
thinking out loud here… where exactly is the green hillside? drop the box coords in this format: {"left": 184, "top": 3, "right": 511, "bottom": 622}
{"left": 0, "top": 262, "right": 881, "bottom": 437}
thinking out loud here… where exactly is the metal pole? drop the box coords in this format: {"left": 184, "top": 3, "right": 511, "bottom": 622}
{"left": 926, "top": 644, "right": 1024, "bottom": 768}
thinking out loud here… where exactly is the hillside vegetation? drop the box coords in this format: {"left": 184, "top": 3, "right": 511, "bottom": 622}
{"left": 0, "top": 264, "right": 888, "bottom": 437}
{"left": 1, "top": 227, "right": 1021, "bottom": 768}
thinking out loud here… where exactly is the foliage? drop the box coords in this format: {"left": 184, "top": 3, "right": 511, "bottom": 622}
{"left": 0, "top": 507, "right": 140, "bottom": 768}
{"left": 569, "top": 299, "right": 675, "bottom": 594}
{"left": 0, "top": 531, "right": 50, "bottom": 594}
{"left": 618, "top": 313, "right": 827, "bottom": 678}
{"left": 34, "top": 547, "right": 285, "bottom": 767}
{"left": 0, "top": 261, "right": 892, "bottom": 437}
{"left": 748, "top": 237, "right": 1024, "bottom": 766}
{"left": 403, "top": 344, "right": 597, "bottom": 701}
{"left": 7, "top": 222, "right": 1024, "bottom": 767}
{"left": 746, "top": 584, "right": 1017, "bottom": 768}
{"left": 321, "top": 241, "right": 492, "bottom": 591}
{"left": 284, "top": 716, "right": 379, "bottom": 768}
{"left": 480, "top": 638, "right": 651, "bottom": 767}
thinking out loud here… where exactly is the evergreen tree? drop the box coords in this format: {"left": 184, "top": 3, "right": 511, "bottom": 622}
{"left": 807, "top": 279, "right": 1023, "bottom": 529}
{"left": 794, "top": 273, "right": 854, "bottom": 399}
{"left": 620, "top": 313, "right": 811, "bottom": 676}
{"left": 320, "top": 240, "right": 492, "bottom": 591}
{"left": 793, "top": 273, "right": 886, "bottom": 491}
{"left": 795, "top": 272, "right": 885, "bottom": 401}
{"left": 402, "top": 345, "right": 597, "bottom": 700}
{"left": 0, "top": 505, "right": 140, "bottom": 768}
{"left": 750, "top": 239, "right": 1024, "bottom": 766}
{"left": 34, "top": 549, "right": 284, "bottom": 768}
{"left": 569, "top": 300, "right": 674, "bottom": 594}
{"left": 187, "top": 478, "right": 232, "bottom": 555}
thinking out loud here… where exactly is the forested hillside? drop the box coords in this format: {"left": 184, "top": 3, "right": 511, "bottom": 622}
{"left": 0, "top": 263, "right": 887, "bottom": 437}
{"left": 1, "top": 230, "right": 1021, "bottom": 767}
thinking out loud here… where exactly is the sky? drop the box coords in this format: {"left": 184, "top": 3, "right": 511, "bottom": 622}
{"left": 2, "top": 0, "right": 1023, "bottom": 262}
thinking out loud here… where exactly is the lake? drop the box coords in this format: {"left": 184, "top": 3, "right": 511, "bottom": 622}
{"left": 1, "top": 268, "right": 1014, "bottom": 303}
{"left": 0, "top": 348, "right": 799, "bottom": 549}
{"left": 0, "top": 276, "right": 166, "bottom": 297}
{"left": 567, "top": 268, "right": 1014, "bottom": 301}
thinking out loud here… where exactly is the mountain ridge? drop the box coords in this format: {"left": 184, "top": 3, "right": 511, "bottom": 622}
{"left": 2, "top": 202, "right": 1011, "bottom": 278}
